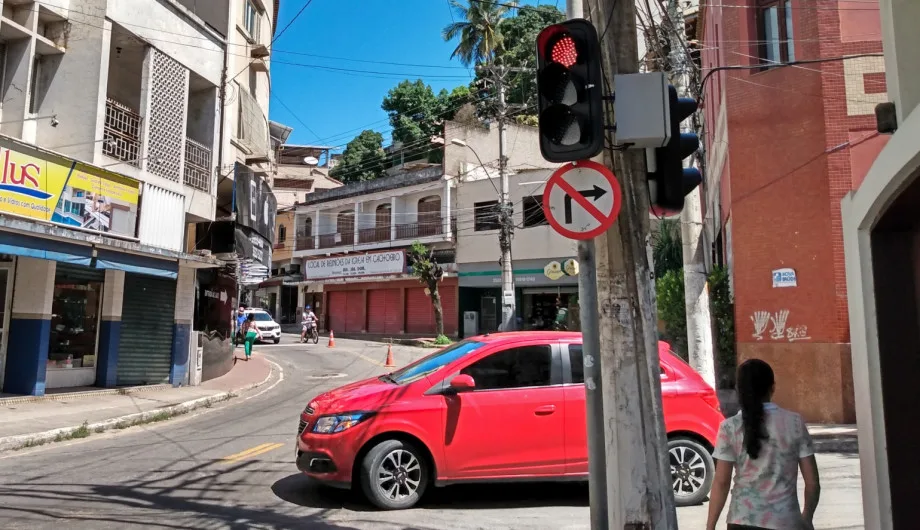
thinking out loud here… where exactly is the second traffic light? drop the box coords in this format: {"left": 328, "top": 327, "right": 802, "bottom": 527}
{"left": 649, "top": 85, "right": 702, "bottom": 212}
{"left": 535, "top": 19, "right": 605, "bottom": 163}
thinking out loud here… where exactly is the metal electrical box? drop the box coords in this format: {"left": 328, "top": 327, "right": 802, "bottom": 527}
{"left": 463, "top": 311, "right": 479, "bottom": 337}
{"left": 187, "top": 331, "right": 203, "bottom": 386}
{"left": 612, "top": 72, "right": 671, "bottom": 148}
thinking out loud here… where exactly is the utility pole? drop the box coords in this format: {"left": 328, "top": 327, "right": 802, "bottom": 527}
{"left": 663, "top": 0, "right": 716, "bottom": 388}
{"left": 476, "top": 63, "right": 518, "bottom": 332}
{"left": 565, "top": 2, "right": 609, "bottom": 529}
{"left": 586, "top": 0, "right": 678, "bottom": 527}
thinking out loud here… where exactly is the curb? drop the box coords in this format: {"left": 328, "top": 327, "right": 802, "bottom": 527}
{"left": 0, "top": 360, "right": 277, "bottom": 454}
{"left": 0, "top": 384, "right": 175, "bottom": 406}
{"left": 813, "top": 437, "right": 858, "bottom": 454}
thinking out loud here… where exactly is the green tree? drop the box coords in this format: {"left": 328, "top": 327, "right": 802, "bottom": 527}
{"left": 495, "top": 5, "right": 564, "bottom": 114}
{"left": 656, "top": 268, "right": 687, "bottom": 358}
{"left": 329, "top": 130, "right": 386, "bottom": 183}
{"left": 708, "top": 267, "right": 737, "bottom": 388}
{"left": 652, "top": 218, "right": 683, "bottom": 279}
{"left": 442, "top": 0, "right": 515, "bottom": 67}
{"left": 381, "top": 81, "right": 472, "bottom": 164}
{"left": 408, "top": 242, "right": 446, "bottom": 336}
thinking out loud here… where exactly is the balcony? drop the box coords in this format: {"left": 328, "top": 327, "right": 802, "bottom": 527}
{"left": 184, "top": 137, "right": 212, "bottom": 192}
{"left": 295, "top": 234, "right": 314, "bottom": 251}
{"left": 318, "top": 233, "right": 354, "bottom": 249}
{"left": 103, "top": 98, "right": 142, "bottom": 167}
{"left": 359, "top": 226, "right": 391, "bottom": 244}
{"left": 395, "top": 219, "right": 443, "bottom": 240}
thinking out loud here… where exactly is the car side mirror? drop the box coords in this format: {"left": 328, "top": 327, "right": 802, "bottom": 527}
{"left": 448, "top": 374, "right": 475, "bottom": 393}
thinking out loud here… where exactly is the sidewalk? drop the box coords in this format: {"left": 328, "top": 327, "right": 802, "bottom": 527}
{"left": 0, "top": 353, "right": 274, "bottom": 453}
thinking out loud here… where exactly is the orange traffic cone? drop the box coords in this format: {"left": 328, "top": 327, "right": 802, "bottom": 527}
{"left": 327, "top": 330, "right": 335, "bottom": 348}
{"left": 385, "top": 343, "right": 396, "bottom": 367}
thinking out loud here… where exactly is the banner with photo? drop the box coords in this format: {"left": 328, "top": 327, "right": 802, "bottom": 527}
{"left": 0, "top": 137, "right": 139, "bottom": 237}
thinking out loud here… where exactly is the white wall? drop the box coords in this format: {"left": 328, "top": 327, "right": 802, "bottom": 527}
{"left": 456, "top": 169, "right": 576, "bottom": 264}
{"left": 442, "top": 120, "right": 555, "bottom": 181}
{"left": 139, "top": 183, "right": 185, "bottom": 251}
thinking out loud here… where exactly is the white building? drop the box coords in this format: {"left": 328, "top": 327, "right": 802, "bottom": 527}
{"left": 842, "top": 1, "right": 920, "bottom": 528}
{"left": 0, "top": 0, "right": 276, "bottom": 396}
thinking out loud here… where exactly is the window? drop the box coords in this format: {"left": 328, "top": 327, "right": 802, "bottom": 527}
{"left": 278, "top": 224, "right": 286, "bottom": 243}
{"left": 461, "top": 345, "right": 552, "bottom": 390}
{"left": 569, "top": 345, "right": 585, "bottom": 384}
{"left": 757, "top": 0, "right": 794, "bottom": 65}
{"left": 243, "top": 0, "right": 261, "bottom": 42}
{"left": 389, "top": 340, "right": 485, "bottom": 385}
{"left": 474, "top": 200, "right": 501, "bottom": 231}
{"left": 376, "top": 204, "right": 391, "bottom": 228}
{"left": 522, "top": 195, "right": 547, "bottom": 227}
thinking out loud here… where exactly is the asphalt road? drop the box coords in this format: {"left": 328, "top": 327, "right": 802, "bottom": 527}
{"left": 0, "top": 336, "right": 864, "bottom": 529}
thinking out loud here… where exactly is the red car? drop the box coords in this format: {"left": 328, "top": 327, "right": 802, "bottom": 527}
{"left": 295, "top": 332, "right": 723, "bottom": 510}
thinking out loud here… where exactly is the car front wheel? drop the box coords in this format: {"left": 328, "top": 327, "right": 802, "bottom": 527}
{"left": 669, "top": 436, "right": 714, "bottom": 507}
{"left": 360, "top": 439, "right": 428, "bottom": 510}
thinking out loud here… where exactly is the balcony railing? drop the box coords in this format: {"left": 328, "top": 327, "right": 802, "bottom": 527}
{"left": 359, "top": 226, "right": 391, "bottom": 244}
{"left": 318, "top": 232, "right": 354, "bottom": 249}
{"left": 184, "top": 137, "right": 212, "bottom": 192}
{"left": 396, "top": 218, "right": 444, "bottom": 240}
{"left": 103, "top": 98, "right": 142, "bottom": 167}
{"left": 295, "top": 234, "right": 314, "bottom": 251}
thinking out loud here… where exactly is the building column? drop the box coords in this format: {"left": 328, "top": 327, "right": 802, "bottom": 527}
{"left": 170, "top": 265, "right": 195, "bottom": 386}
{"left": 443, "top": 180, "right": 452, "bottom": 235}
{"left": 96, "top": 269, "right": 124, "bottom": 388}
{"left": 4, "top": 257, "right": 55, "bottom": 396}
{"left": 313, "top": 210, "right": 320, "bottom": 249}
{"left": 390, "top": 196, "right": 398, "bottom": 240}
{"left": 353, "top": 202, "right": 361, "bottom": 243}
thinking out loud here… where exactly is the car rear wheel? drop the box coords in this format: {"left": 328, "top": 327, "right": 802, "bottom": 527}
{"left": 669, "top": 436, "right": 714, "bottom": 507}
{"left": 360, "top": 439, "right": 428, "bottom": 510}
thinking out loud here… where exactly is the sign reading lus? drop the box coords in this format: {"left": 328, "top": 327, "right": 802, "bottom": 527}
{"left": 543, "top": 160, "right": 622, "bottom": 240}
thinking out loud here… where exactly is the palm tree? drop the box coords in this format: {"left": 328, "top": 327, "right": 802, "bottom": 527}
{"left": 442, "top": 0, "right": 516, "bottom": 67}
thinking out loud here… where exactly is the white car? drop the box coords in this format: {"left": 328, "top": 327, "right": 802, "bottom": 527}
{"left": 243, "top": 309, "right": 281, "bottom": 344}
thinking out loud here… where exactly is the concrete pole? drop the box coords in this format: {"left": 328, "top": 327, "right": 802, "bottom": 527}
{"left": 681, "top": 186, "right": 716, "bottom": 388}
{"left": 497, "top": 66, "right": 516, "bottom": 331}
{"left": 588, "top": 0, "right": 678, "bottom": 527}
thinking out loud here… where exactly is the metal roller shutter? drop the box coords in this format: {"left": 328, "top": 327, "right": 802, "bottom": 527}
{"left": 117, "top": 273, "right": 176, "bottom": 386}
{"left": 367, "top": 289, "right": 401, "bottom": 334}
{"left": 55, "top": 262, "right": 105, "bottom": 283}
{"left": 367, "top": 290, "right": 387, "bottom": 334}
{"left": 383, "top": 289, "right": 401, "bottom": 334}
{"left": 345, "top": 291, "right": 363, "bottom": 332}
{"left": 406, "top": 288, "right": 432, "bottom": 334}
{"left": 327, "top": 291, "right": 347, "bottom": 333}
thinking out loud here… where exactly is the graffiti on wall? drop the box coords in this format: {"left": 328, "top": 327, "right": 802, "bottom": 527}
{"left": 751, "top": 310, "right": 810, "bottom": 342}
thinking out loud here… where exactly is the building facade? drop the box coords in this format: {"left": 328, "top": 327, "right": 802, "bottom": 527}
{"left": 842, "top": 1, "right": 920, "bottom": 527}
{"left": 291, "top": 165, "right": 458, "bottom": 337}
{"left": 0, "top": 0, "right": 277, "bottom": 395}
{"left": 699, "top": 0, "right": 888, "bottom": 423}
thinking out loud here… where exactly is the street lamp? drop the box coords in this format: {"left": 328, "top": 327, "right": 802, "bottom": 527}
{"left": 449, "top": 138, "right": 516, "bottom": 332}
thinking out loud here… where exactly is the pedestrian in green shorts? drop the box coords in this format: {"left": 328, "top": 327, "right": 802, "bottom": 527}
{"left": 241, "top": 313, "right": 262, "bottom": 361}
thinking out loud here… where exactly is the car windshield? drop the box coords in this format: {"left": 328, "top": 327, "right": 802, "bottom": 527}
{"left": 387, "top": 340, "right": 484, "bottom": 385}
{"left": 250, "top": 312, "right": 273, "bottom": 322}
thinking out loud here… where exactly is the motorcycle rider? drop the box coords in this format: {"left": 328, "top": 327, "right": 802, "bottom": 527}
{"left": 301, "top": 305, "right": 318, "bottom": 342}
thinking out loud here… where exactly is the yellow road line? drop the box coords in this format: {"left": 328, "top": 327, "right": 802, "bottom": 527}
{"left": 222, "top": 442, "right": 285, "bottom": 464}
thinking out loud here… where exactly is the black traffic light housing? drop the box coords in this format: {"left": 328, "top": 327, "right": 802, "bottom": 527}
{"left": 649, "top": 85, "right": 702, "bottom": 212}
{"left": 535, "top": 19, "right": 605, "bottom": 163}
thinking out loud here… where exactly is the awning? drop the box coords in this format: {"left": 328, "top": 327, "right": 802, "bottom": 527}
{"left": 95, "top": 249, "right": 179, "bottom": 279}
{"left": 0, "top": 230, "right": 92, "bottom": 265}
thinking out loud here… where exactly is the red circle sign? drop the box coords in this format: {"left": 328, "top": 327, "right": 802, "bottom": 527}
{"left": 543, "top": 160, "right": 622, "bottom": 240}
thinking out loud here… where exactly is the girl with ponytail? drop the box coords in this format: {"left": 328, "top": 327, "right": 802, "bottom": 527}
{"left": 705, "top": 359, "right": 821, "bottom": 530}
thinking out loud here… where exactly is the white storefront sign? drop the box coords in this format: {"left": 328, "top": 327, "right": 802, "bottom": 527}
{"left": 305, "top": 250, "right": 405, "bottom": 280}
{"left": 772, "top": 267, "right": 797, "bottom": 288}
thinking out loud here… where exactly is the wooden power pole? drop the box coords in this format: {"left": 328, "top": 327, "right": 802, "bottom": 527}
{"left": 583, "top": 0, "right": 679, "bottom": 527}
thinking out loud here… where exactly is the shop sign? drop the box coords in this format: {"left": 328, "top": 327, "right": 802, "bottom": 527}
{"left": 0, "top": 138, "right": 139, "bottom": 237}
{"left": 305, "top": 250, "right": 405, "bottom": 280}
{"left": 772, "top": 268, "right": 797, "bottom": 288}
{"left": 544, "top": 261, "right": 565, "bottom": 281}
{"left": 563, "top": 259, "right": 579, "bottom": 276}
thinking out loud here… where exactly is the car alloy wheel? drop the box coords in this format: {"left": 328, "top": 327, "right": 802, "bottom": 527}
{"left": 360, "top": 439, "right": 429, "bottom": 510}
{"left": 668, "top": 437, "right": 714, "bottom": 506}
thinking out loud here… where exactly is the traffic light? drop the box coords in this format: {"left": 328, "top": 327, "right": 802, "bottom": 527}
{"left": 649, "top": 85, "right": 702, "bottom": 212}
{"left": 535, "top": 19, "right": 605, "bottom": 163}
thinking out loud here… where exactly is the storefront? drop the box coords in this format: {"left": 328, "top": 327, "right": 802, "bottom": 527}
{"left": 305, "top": 250, "right": 458, "bottom": 337}
{"left": 458, "top": 258, "right": 580, "bottom": 336}
{"left": 46, "top": 263, "right": 105, "bottom": 389}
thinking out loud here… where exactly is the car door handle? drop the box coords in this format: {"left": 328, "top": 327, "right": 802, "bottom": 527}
{"left": 534, "top": 405, "right": 556, "bottom": 415}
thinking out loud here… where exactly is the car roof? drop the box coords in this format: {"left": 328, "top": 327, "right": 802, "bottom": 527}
{"left": 466, "top": 331, "right": 582, "bottom": 343}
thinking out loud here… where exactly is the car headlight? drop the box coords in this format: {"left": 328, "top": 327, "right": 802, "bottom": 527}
{"left": 311, "top": 412, "right": 374, "bottom": 434}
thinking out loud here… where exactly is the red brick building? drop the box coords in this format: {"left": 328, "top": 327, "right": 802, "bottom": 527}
{"left": 699, "top": 0, "right": 888, "bottom": 422}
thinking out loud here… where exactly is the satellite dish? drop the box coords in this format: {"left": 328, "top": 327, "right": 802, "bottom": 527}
{"left": 303, "top": 156, "right": 319, "bottom": 166}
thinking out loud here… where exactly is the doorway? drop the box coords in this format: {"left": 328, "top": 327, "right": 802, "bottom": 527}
{"left": 0, "top": 256, "right": 15, "bottom": 391}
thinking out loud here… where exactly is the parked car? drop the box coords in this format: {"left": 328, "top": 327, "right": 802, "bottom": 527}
{"left": 244, "top": 309, "right": 281, "bottom": 344}
{"left": 295, "top": 332, "right": 723, "bottom": 510}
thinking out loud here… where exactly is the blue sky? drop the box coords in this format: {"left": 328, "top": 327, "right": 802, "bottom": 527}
{"left": 268, "top": 0, "right": 546, "bottom": 151}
